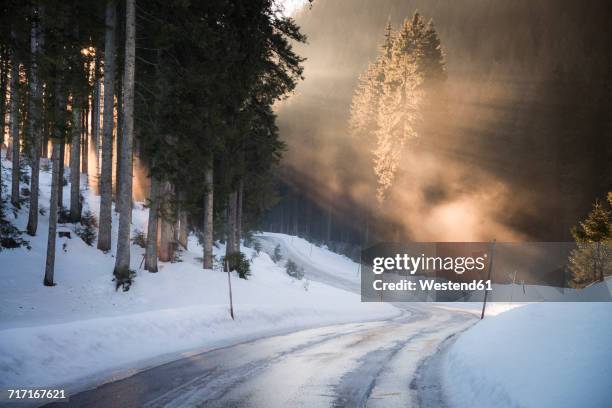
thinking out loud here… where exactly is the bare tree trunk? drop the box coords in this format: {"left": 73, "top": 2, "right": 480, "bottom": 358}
{"left": 44, "top": 140, "right": 60, "bottom": 286}
{"left": 178, "top": 193, "right": 188, "bottom": 250}
{"left": 114, "top": 0, "right": 135, "bottom": 275}
{"left": 203, "top": 165, "right": 214, "bottom": 269}
{"left": 158, "top": 180, "right": 174, "bottom": 262}
{"left": 26, "top": 4, "right": 43, "bottom": 236}
{"left": 144, "top": 175, "right": 159, "bottom": 272}
{"left": 98, "top": 0, "right": 117, "bottom": 251}
{"left": 236, "top": 180, "right": 243, "bottom": 249}
{"left": 9, "top": 49, "right": 20, "bottom": 208}
{"left": 69, "top": 96, "right": 81, "bottom": 221}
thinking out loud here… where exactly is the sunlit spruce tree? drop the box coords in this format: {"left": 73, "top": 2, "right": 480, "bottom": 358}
{"left": 569, "top": 193, "right": 612, "bottom": 287}
{"left": 348, "top": 12, "right": 446, "bottom": 204}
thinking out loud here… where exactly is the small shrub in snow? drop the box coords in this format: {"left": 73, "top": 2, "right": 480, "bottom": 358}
{"left": 0, "top": 216, "right": 30, "bottom": 251}
{"left": 113, "top": 267, "right": 136, "bottom": 291}
{"left": 75, "top": 211, "right": 97, "bottom": 246}
{"left": 285, "top": 259, "right": 304, "bottom": 280}
{"left": 58, "top": 208, "right": 72, "bottom": 224}
{"left": 272, "top": 244, "right": 282, "bottom": 262}
{"left": 242, "top": 231, "right": 255, "bottom": 247}
{"left": 223, "top": 251, "right": 251, "bottom": 279}
{"left": 253, "top": 239, "right": 262, "bottom": 255}
{"left": 250, "top": 239, "right": 263, "bottom": 261}
{"left": 132, "top": 229, "right": 147, "bottom": 248}
{"left": 19, "top": 163, "right": 29, "bottom": 184}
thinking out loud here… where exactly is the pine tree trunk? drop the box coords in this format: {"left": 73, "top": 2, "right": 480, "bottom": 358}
{"left": 115, "top": 75, "right": 122, "bottom": 210}
{"left": 41, "top": 104, "right": 48, "bottom": 159}
{"left": 178, "top": 193, "right": 188, "bottom": 250}
{"left": 9, "top": 50, "right": 20, "bottom": 208}
{"left": 0, "top": 50, "right": 7, "bottom": 200}
{"left": 98, "top": 0, "right": 117, "bottom": 252}
{"left": 226, "top": 191, "right": 237, "bottom": 257}
{"left": 203, "top": 165, "right": 214, "bottom": 269}
{"left": 114, "top": 0, "right": 135, "bottom": 274}
{"left": 58, "top": 140, "right": 65, "bottom": 209}
{"left": 81, "top": 106, "right": 88, "bottom": 174}
{"left": 69, "top": 97, "right": 81, "bottom": 221}
{"left": 144, "top": 175, "right": 159, "bottom": 272}
{"left": 44, "top": 139, "right": 60, "bottom": 286}
{"left": 91, "top": 58, "right": 101, "bottom": 186}
{"left": 236, "top": 180, "right": 243, "bottom": 249}
{"left": 158, "top": 180, "right": 174, "bottom": 262}
{"left": 26, "top": 5, "right": 43, "bottom": 236}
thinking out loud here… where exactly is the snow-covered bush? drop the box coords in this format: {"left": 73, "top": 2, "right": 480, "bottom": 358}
{"left": 0, "top": 217, "right": 30, "bottom": 251}
{"left": 272, "top": 244, "right": 282, "bottom": 262}
{"left": 242, "top": 231, "right": 255, "bottom": 247}
{"left": 223, "top": 252, "right": 251, "bottom": 279}
{"left": 75, "top": 211, "right": 97, "bottom": 246}
{"left": 131, "top": 229, "right": 147, "bottom": 248}
{"left": 253, "top": 239, "right": 262, "bottom": 255}
{"left": 285, "top": 259, "right": 304, "bottom": 280}
{"left": 113, "top": 267, "right": 136, "bottom": 292}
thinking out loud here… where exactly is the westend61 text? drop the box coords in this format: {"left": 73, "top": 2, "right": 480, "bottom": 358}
{"left": 373, "top": 279, "right": 493, "bottom": 292}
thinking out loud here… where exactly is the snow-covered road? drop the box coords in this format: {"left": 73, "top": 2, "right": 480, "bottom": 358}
{"left": 42, "top": 235, "right": 475, "bottom": 408}
{"left": 45, "top": 307, "right": 472, "bottom": 408}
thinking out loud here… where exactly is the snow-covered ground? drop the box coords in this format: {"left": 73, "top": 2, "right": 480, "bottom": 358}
{"left": 443, "top": 300, "right": 612, "bottom": 408}
{"left": 0, "top": 155, "right": 398, "bottom": 391}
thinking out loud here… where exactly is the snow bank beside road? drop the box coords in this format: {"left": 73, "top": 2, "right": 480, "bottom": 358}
{"left": 0, "top": 235, "right": 397, "bottom": 390}
{"left": 443, "top": 301, "right": 612, "bottom": 408}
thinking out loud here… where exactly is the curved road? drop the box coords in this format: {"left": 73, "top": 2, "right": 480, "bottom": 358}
{"left": 46, "top": 236, "right": 475, "bottom": 408}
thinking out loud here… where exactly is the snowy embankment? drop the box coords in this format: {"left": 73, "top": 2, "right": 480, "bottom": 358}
{"left": 0, "top": 155, "right": 398, "bottom": 391}
{"left": 443, "top": 299, "right": 612, "bottom": 408}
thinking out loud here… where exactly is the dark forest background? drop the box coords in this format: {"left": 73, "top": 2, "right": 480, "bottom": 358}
{"left": 263, "top": 0, "right": 612, "bottom": 252}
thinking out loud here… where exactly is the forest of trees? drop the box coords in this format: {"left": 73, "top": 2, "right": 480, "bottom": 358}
{"left": 0, "top": 0, "right": 304, "bottom": 289}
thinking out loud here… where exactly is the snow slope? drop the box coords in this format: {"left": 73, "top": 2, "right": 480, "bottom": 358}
{"left": 0, "top": 156, "right": 398, "bottom": 391}
{"left": 443, "top": 300, "right": 612, "bottom": 408}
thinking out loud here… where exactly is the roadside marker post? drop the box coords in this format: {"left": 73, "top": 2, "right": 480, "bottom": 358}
{"left": 480, "top": 240, "right": 496, "bottom": 320}
{"left": 225, "top": 259, "right": 235, "bottom": 320}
